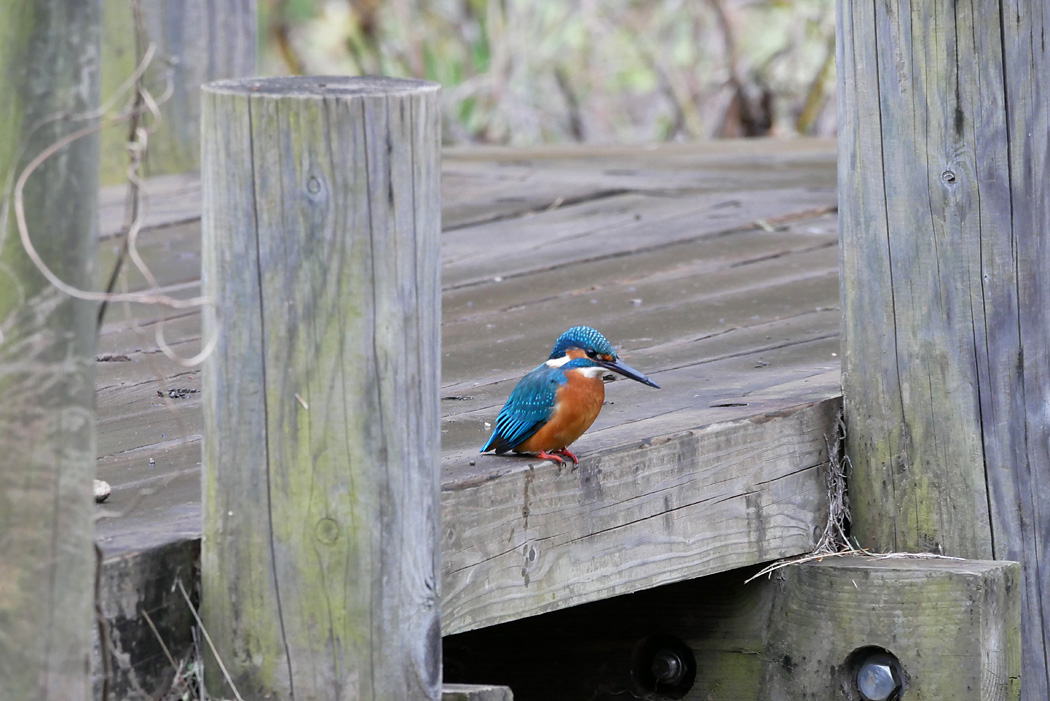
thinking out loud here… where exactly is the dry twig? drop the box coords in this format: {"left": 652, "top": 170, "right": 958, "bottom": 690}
{"left": 176, "top": 579, "right": 244, "bottom": 701}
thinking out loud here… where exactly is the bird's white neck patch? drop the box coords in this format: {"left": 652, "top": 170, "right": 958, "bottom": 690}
{"left": 571, "top": 365, "right": 606, "bottom": 379}
{"left": 545, "top": 355, "right": 572, "bottom": 368}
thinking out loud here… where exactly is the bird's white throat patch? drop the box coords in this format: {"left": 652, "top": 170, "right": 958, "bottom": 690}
{"left": 545, "top": 356, "right": 605, "bottom": 378}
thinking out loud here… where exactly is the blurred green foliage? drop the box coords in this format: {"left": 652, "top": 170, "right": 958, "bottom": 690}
{"left": 261, "top": 0, "right": 836, "bottom": 144}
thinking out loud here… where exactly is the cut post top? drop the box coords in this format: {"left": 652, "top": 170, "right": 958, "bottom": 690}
{"left": 203, "top": 75, "right": 440, "bottom": 99}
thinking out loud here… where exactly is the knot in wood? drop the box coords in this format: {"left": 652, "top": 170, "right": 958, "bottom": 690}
{"left": 314, "top": 517, "right": 340, "bottom": 545}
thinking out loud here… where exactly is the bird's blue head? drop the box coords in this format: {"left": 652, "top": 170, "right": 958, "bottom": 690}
{"left": 549, "top": 326, "right": 617, "bottom": 361}
{"left": 547, "top": 325, "right": 660, "bottom": 388}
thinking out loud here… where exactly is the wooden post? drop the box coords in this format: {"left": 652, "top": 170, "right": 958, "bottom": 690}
{"left": 838, "top": 2, "right": 1049, "bottom": 697}
{"left": 99, "top": 0, "right": 257, "bottom": 184}
{"left": 201, "top": 76, "right": 442, "bottom": 700}
{"left": 764, "top": 559, "right": 1021, "bottom": 699}
{"left": 0, "top": 1, "right": 101, "bottom": 699}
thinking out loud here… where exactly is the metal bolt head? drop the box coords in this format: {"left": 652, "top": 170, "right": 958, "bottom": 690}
{"left": 651, "top": 650, "right": 683, "bottom": 684}
{"left": 857, "top": 653, "right": 902, "bottom": 700}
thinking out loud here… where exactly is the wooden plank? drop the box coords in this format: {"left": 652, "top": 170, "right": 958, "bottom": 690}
{"left": 0, "top": 2, "right": 100, "bottom": 698}
{"left": 200, "top": 76, "right": 443, "bottom": 700}
{"left": 95, "top": 139, "right": 836, "bottom": 234}
{"left": 442, "top": 188, "right": 834, "bottom": 289}
{"left": 98, "top": 174, "right": 203, "bottom": 238}
{"left": 440, "top": 231, "right": 838, "bottom": 397}
{"left": 442, "top": 684, "right": 514, "bottom": 701}
{"left": 441, "top": 137, "right": 836, "bottom": 229}
{"left": 444, "top": 557, "right": 1021, "bottom": 700}
{"left": 442, "top": 396, "right": 839, "bottom": 635}
{"left": 838, "top": 2, "right": 1049, "bottom": 696}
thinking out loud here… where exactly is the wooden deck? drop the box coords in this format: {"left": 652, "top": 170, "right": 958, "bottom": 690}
{"left": 93, "top": 138, "right": 840, "bottom": 690}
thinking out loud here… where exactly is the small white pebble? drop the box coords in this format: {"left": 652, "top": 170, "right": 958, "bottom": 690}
{"left": 93, "top": 479, "right": 111, "bottom": 503}
{"left": 484, "top": 422, "right": 491, "bottom": 428}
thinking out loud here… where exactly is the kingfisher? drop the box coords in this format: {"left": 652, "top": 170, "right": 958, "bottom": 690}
{"left": 480, "top": 326, "right": 660, "bottom": 466}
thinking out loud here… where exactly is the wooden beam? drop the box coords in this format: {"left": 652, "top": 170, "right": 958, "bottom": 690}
{"left": 91, "top": 540, "right": 199, "bottom": 699}
{"left": 99, "top": 0, "right": 256, "bottom": 184}
{"left": 442, "top": 397, "right": 838, "bottom": 635}
{"left": 0, "top": 1, "right": 101, "bottom": 698}
{"left": 442, "top": 683, "right": 513, "bottom": 701}
{"left": 200, "top": 76, "right": 442, "bottom": 700}
{"left": 764, "top": 558, "right": 1020, "bottom": 699}
{"left": 445, "top": 557, "right": 1020, "bottom": 700}
{"left": 837, "top": 2, "right": 1049, "bottom": 696}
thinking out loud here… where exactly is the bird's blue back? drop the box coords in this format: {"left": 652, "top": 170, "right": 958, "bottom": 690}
{"left": 481, "top": 358, "right": 597, "bottom": 453}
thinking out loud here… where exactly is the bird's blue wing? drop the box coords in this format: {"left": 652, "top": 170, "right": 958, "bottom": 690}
{"left": 481, "top": 364, "right": 565, "bottom": 453}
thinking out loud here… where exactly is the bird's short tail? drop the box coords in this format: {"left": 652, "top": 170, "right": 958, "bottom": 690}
{"left": 480, "top": 431, "right": 513, "bottom": 454}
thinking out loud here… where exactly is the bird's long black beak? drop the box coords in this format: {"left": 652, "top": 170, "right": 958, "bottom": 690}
{"left": 599, "top": 358, "right": 660, "bottom": 388}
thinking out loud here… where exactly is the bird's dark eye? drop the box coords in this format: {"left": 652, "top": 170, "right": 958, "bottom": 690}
{"left": 585, "top": 349, "right": 598, "bottom": 358}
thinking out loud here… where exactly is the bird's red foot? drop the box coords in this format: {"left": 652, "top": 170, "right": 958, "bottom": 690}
{"left": 553, "top": 447, "right": 580, "bottom": 468}
{"left": 536, "top": 450, "right": 568, "bottom": 466}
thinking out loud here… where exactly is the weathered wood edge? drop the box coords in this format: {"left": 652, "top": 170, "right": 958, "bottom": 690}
{"left": 441, "top": 683, "right": 514, "bottom": 701}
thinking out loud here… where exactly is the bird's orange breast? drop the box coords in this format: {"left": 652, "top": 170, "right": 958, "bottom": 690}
{"left": 515, "top": 371, "right": 605, "bottom": 453}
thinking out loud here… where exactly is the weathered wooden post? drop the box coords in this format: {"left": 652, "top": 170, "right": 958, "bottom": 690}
{"left": 200, "top": 77, "right": 442, "bottom": 700}
{"left": 99, "top": 0, "right": 257, "bottom": 183}
{"left": 839, "top": 1, "right": 1047, "bottom": 697}
{"left": 0, "top": 1, "right": 101, "bottom": 698}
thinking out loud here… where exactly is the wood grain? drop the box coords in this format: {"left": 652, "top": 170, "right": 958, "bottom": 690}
{"left": 200, "top": 76, "right": 442, "bottom": 700}
{"left": 0, "top": 3, "right": 100, "bottom": 698}
{"left": 838, "top": 2, "right": 1049, "bottom": 696}
{"left": 764, "top": 558, "right": 1021, "bottom": 700}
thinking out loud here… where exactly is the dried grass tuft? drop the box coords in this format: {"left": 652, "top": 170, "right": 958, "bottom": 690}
{"left": 745, "top": 408, "right": 962, "bottom": 584}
